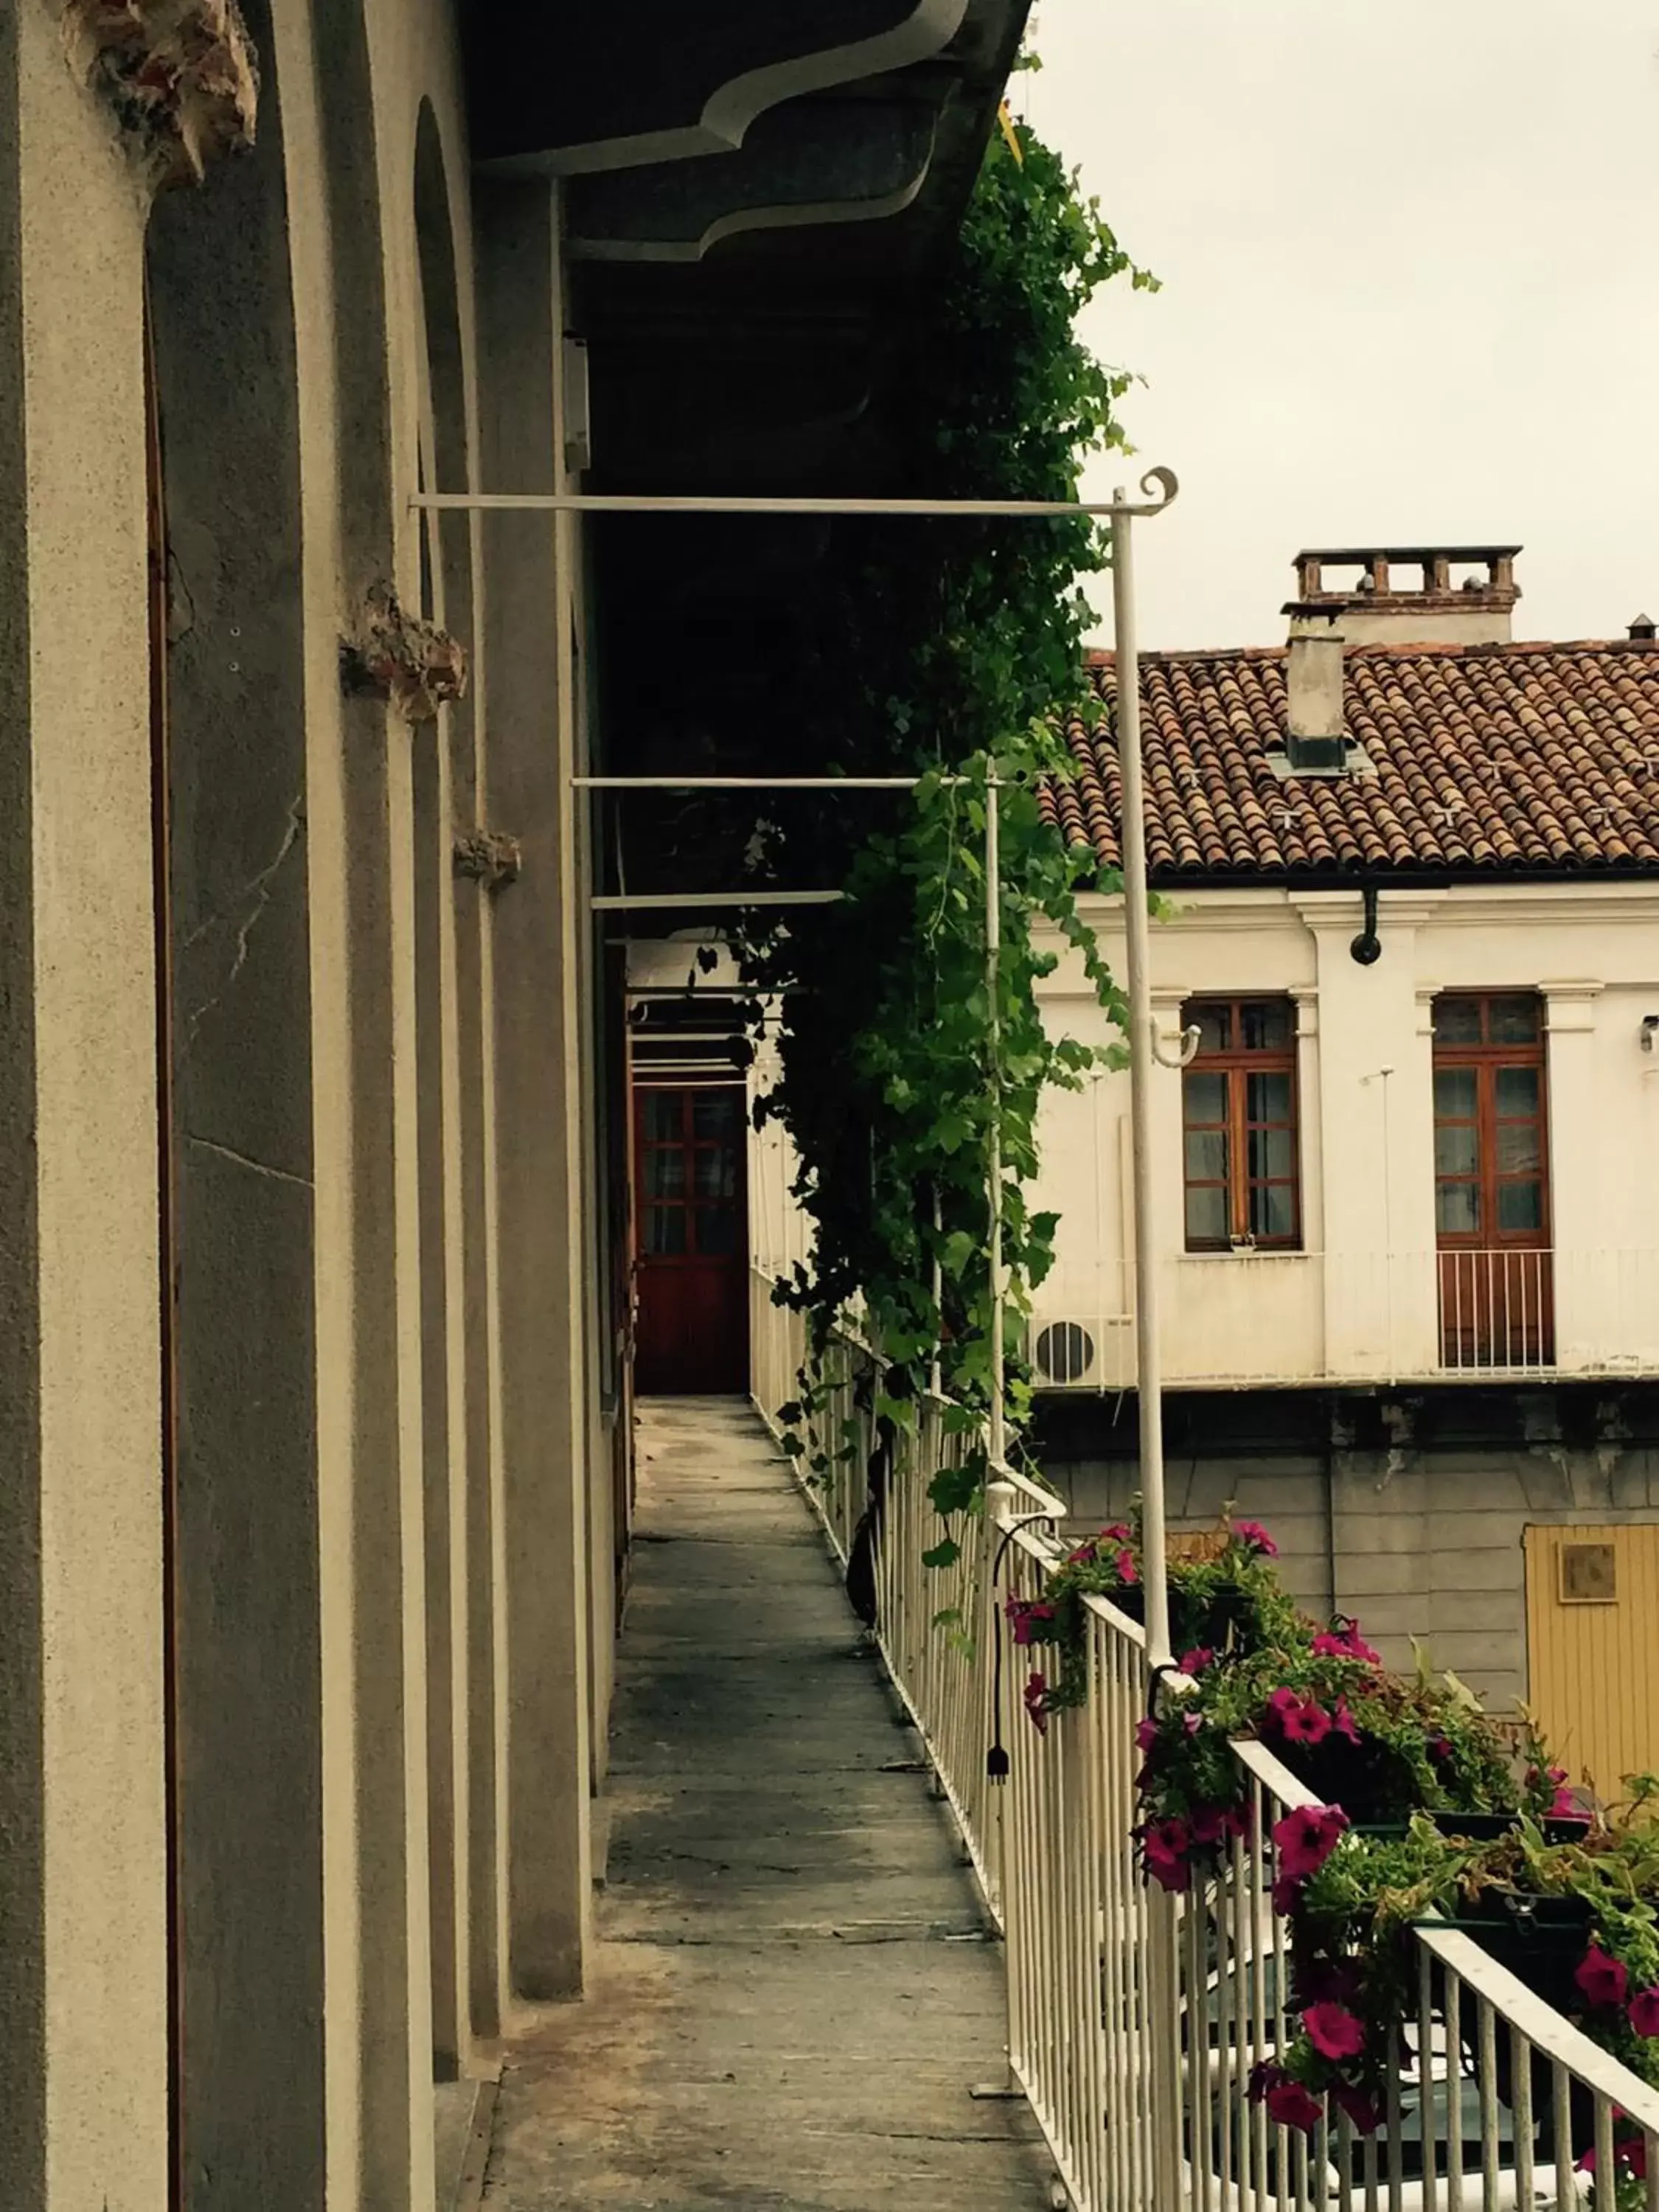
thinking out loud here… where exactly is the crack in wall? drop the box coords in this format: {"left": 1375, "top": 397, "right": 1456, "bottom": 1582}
{"left": 181, "top": 796, "right": 304, "bottom": 1046}
{"left": 186, "top": 1135, "right": 313, "bottom": 1192}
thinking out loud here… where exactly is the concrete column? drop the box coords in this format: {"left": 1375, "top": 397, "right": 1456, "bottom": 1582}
{"left": 476, "top": 177, "right": 594, "bottom": 2000}
{"left": 1542, "top": 980, "right": 1604, "bottom": 1366}
{"left": 0, "top": 21, "right": 170, "bottom": 2208}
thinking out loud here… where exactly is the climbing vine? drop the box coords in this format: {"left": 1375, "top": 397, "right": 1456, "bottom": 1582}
{"left": 738, "top": 105, "right": 1155, "bottom": 1503}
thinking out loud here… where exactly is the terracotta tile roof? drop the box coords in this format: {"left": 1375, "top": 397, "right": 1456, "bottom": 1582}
{"left": 1044, "top": 642, "right": 1659, "bottom": 880}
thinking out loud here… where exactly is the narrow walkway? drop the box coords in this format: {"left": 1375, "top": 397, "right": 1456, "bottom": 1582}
{"left": 481, "top": 1397, "right": 1052, "bottom": 2212}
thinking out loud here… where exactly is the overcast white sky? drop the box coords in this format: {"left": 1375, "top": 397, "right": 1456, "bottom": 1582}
{"left": 1020, "top": 2, "right": 1659, "bottom": 652}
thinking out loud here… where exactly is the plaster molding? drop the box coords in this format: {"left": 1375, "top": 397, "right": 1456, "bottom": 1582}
{"left": 1290, "top": 890, "right": 1451, "bottom": 933}
{"left": 1541, "top": 978, "right": 1606, "bottom": 1035}
{"left": 1425, "top": 887, "right": 1659, "bottom": 928}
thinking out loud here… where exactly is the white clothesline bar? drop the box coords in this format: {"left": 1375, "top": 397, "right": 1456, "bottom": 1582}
{"left": 411, "top": 492, "right": 1121, "bottom": 517}
{"left": 572, "top": 774, "right": 969, "bottom": 791}
{"left": 591, "top": 891, "right": 844, "bottom": 909}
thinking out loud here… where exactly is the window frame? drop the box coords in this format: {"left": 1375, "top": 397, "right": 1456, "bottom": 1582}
{"left": 1430, "top": 993, "right": 1550, "bottom": 1249}
{"left": 1180, "top": 995, "right": 1303, "bottom": 1253}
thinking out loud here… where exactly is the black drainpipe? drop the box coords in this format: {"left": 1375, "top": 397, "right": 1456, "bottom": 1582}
{"left": 1350, "top": 880, "right": 1382, "bottom": 965}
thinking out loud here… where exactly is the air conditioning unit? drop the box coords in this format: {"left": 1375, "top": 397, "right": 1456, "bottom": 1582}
{"left": 1029, "top": 1313, "right": 1135, "bottom": 1388}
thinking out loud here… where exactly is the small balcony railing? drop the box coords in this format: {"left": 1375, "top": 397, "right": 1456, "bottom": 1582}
{"left": 753, "top": 1286, "right": 1659, "bottom": 2212}
{"left": 1026, "top": 1248, "right": 1659, "bottom": 1392}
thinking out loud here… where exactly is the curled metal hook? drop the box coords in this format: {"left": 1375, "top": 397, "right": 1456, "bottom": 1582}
{"left": 1110, "top": 467, "right": 1180, "bottom": 520}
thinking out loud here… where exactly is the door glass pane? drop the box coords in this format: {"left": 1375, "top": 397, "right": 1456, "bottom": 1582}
{"left": 693, "top": 1206, "right": 739, "bottom": 1256}
{"left": 1183, "top": 1071, "right": 1227, "bottom": 1123}
{"left": 643, "top": 1092, "right": 681, "bottom": 1141}
{"left": 1434, "top": 1124, "right": 1478, "bottom": 1177}
{"left": 1192, "top": 1005, "right": 1231, "bottom": 1054}
{"left": 1245, "top": 1072, "right": 1292, "bottom": 1122}
{"left": 693, "top": 1148, "right": 737, "bottom": 1198}
{"left": 1241, "top": 1001, "right": 1292, "bottom": 1051}
{"left": 1185, "top": 1130, "right": 1228, "bottom": 1183}
{"left": 1248, "top": 1127, "right": 1293, "bottom": 1180}
{"left": 1496, "top": 1124, "right": 1541, "bottom": 1175}
{"left": 646, "top": 1148, "right": 685, "bottom": 1198}
{"left": 1433, "top": 1068, "right": 1478, "bottom": 1119}
{"left": 644, "top": 1205, "right": 686, "bottom": 1256}
{"left": 1249, "top": 1183, "right": 1294, "bottom": 1239}
{"left": 1433, "top": 998, "right": 1481, "bottom": 1044}
{"left": 1489, "top": 995, "right": 1541, "bottom": 1043}
{"left": 692, "top": 1091, "right": 741, "bottom": 1141}
{"left": 1495, "top": 1065, "right": 1540, "bottom": 1117}
{"left": 1498, "top": 1181, "right": 1543, "bottom": 1233}
{"left": 1185, "top": 1185, "right": 1228, "bottom": 1244}
{"left": 1436, "top": 1181, "right": 1480, "bottom": 1234}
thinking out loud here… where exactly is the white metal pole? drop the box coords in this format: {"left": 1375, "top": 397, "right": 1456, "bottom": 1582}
{"left": 986, "top": 772, "right": 1007, "bottom": 1470}
{"left": 1111, "top": 495, "right": 1172, "bottom": 1671}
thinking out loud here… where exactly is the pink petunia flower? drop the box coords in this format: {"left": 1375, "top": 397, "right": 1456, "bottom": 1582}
{"left": 1098, "top": 1523, "right": 1131, "bottom": 1544}
{"left": 1304, "top": 2003, "right": 1366, "bottom": 2062}
{"left": 1179, "top": 1646, "right": 1215, "bottom": 1676}
{"left": 1280, "top": 1697, "right": 1332, "bottom": 1748}
{"left": 1631, "top": 1987, "right": 1659, "bottom": 2038}
{"left": 1189, "top": 1803, "right": 1237, "bottom": 1848}
{"left": 1331, "top": 2081, "right": 1383, "bottom": 2136}
{"left": 1550, "top": 1786, "right": 1591, "bottom": 1823}
{"left": 1113, "top": 1548, "right": 1140, "bottom": 1585}
{"left": 1271, "top": 1874, "right": 1303, "bottom": 1916}
{"left": 1580, "top": 2137, "right": 1649, "bottom": 2181}
{"left": 1134, "top": 1716, "right": 1159, "bottom": 1753}
{"left": 1065, "top": 1542, "right": 1099, "bottom": 1566}
{"left": 1332, "top": 1697, "right": 1363, "bottom": 1746}
{"left": 1005, "top": 1597, "right": 1054, "bottom": 1647}
{"left": 1273, "top": 1804, "right": 1349, "bottom": 1882}
{"left": 1575, "top": 1946, "right": 1630, "bottom": 2010}
{"left": 1266, "top": 2079, "right": 1324, "bottom": 2134}
{"left": 1143, "top": 1816, "right": 1192, "bottom": 1893}
{"left": 1023, "top": 1671, "right": 1049, "bottom": 1736}
{"left": 1312, "top": 1620, "right": 1382, "bottom": 1665}
{"left": 1265, "top": 1686, "right": 1304, "bottom": 1728}
{"left": 1234, "top": 1519, "right": 1279, "bottom": 1557}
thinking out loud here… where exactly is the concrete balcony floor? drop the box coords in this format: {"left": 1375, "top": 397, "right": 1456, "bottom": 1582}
{"left": 479, "top": 1396, "right": 1052, "bottom": 2211}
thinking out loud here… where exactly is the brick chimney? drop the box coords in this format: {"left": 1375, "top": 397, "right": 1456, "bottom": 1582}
{"left": 1292, "top": 544, "right": 1520, "bottom": 646}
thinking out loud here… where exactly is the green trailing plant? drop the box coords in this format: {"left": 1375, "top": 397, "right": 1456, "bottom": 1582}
{"left": 741, "top": 106, "right": 1156, "bottom": 1518}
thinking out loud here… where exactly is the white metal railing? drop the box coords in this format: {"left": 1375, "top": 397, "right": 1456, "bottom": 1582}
{"left": 752, "top": 1281, "right": 1659, "bottom": 2212}
{"left": 1028, "top": 1247, "right": 1659, "bottom": 1391}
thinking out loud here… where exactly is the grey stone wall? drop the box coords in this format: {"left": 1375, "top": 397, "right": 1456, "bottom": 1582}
{"left": 1037, "top": 1388, "right": 1659, "bottom": 1713}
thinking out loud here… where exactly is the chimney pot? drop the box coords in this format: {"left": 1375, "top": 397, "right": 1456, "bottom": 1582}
{"left": 1290, "top": 543, "right": 1520, "bottom": 645}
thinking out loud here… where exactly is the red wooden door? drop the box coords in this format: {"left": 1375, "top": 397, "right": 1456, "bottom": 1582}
{"left": 633, "top": 1085, "right": 749, "bottom": 1394}
{"left": 1432, "top": 994, "right": 1554, "bottom": 1368}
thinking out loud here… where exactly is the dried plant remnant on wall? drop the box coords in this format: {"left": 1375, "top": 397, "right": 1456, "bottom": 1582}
{"left": 341, "top": 582, "right": 469, "bottom": 726}
{"left": 452, "top": 829, "right": 521, "bottom": 889}
{"left": 65, "top": 0, "right": 260, "bottom": 189}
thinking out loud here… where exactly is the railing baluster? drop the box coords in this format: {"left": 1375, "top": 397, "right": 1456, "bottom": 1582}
{"left": 1554, "top": 2060, "right": 1577, "bottom": 2211}
{"left": 1445, "top": 1969, "right": 1464, "bottom": 2212}
{"left": 1476, "top": 1997, "right": 1499, "bottom": 2212}
{"left": 1510, "top": 2026, "right": 1532, "bottom": 2212}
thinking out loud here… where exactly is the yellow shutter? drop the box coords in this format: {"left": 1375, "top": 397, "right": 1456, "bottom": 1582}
{"left": 1524, "top": 1523, "right": 1659, "bottom": 1799}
